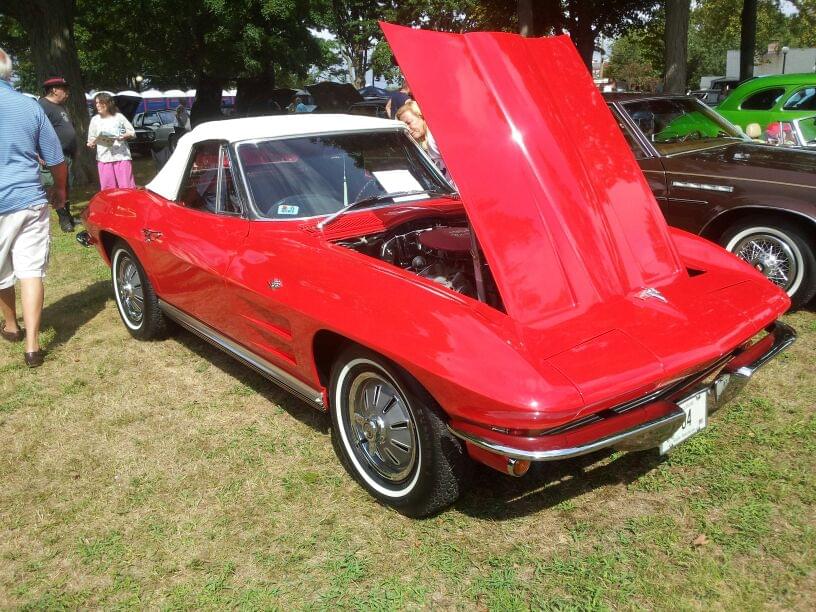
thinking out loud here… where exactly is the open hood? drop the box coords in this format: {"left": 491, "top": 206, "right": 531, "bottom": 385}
{"left": 381, "top": 23, "right": 684, "bottom": 325}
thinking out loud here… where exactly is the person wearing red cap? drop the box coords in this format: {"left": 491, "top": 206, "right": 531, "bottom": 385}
{"left": 39, "top": 77, "right": 77, "bottom": 232}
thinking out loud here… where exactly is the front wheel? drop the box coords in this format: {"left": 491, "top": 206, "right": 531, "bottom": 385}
{"left": 722, "top": 218, "right": 816, "bottom": 309}
{"left": 111, "top": 241, "right": 172, "bottom": 340}
{"left": 329, "top": 347, "right": 471, "bottom": 517}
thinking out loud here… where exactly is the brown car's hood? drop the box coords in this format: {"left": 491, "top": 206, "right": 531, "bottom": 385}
{"left": 381, "top": 23, "right": 684, "bottom": 325}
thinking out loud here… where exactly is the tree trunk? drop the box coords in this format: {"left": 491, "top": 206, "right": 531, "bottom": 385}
{"left": 235, "top": 65, "right": 275, "bottom": 117}
{"left": 190, "top": 74, "right": 224, "bottom": 128}
{"left": 740, "top": 0, "right": 758, "bottom": 82}
{"left": 518, "top": 0, "right": 533, "bottom": 36}
{"left": 5, "top": 0, "right": 95, "bottom": 185}
{"left": 569, "top": 18, "right": 596, "bottom": 70}
{"left": 663, "top": 0, "right": 691, "bottom": 93}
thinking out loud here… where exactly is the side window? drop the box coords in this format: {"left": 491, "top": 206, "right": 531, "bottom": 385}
{"left": 610, "top": 108, "right": 648, "bottom": 159}
{"left": 782, "top": 87, "right": 816, "bottom": 111}
{"left": 179, "top": 142, "right": 243, "bottom": 215}
{"left": 740, "top": 88, "right": 785, "bottom": 110}
{"left": 179, "top": 142, "right": 221, "bottom": 213}
{"left": 220, "top": 152, "right": 242, "bottom": 215}
{"left": 133, "top": 114, "right": 143, "bottom": 128}
{"left": 143, "top": 112, "right": 160, "bottom": 125}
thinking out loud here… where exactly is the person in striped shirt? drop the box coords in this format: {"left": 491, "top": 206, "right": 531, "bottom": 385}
{"left": 0, "top": 47, "right": 68, "bottom": 367}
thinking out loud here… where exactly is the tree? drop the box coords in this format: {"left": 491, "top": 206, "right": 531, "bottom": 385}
{"left": 370, "top": 40, "right": 400, "bottom": 85}
{"left": 663, "top": 0, "right": 690, "bottom": 93}
{"left": 740, "top": 0, "right": 758, "bottom": 81}
{"left": 606, "top": 28, "right": 662, "bottom": 91}
{"left": 1, "top": 0, "right": 95, "bottom": 184}
{"left": 317, "top": 0, "right": 384, "bottom": 88}
{"left": 788, "top": 1, "right": 816, "bottom": 46}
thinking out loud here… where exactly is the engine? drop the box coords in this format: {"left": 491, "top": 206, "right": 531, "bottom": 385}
{"left": 337, "top": 218, "right": 501, "bottom": 309}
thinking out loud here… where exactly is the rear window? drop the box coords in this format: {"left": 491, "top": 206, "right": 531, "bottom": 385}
{"left": 740, "top": 88, "right": 785, "bottom": 110}
{"left": 783, "top": 87, "right": 816, "bottom": 110}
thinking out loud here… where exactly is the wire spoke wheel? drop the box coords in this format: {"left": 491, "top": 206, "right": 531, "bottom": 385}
{"left": 732, "top": 233, "right": 797, "bottom": 291}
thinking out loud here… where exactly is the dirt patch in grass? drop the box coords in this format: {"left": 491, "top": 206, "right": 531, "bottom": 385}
{"left": 1, "top": 163, "right": 814, "bottom": 607}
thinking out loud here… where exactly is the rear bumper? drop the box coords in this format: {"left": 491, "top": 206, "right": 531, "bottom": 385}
{"left": 448, "top": 321, "right": 796, "bottom": 462}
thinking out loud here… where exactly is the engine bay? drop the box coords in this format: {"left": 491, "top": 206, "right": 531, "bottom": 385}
{"left": 336, "top": 217, "right": 504, "bottom": 310}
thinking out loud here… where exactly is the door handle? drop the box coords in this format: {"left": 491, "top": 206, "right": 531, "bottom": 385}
{"left": 142, "top": 228, "right": 163, "bottom": 242}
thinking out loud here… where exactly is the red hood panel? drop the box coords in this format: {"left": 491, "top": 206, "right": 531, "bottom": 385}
{"left": 381, "top": 23, "right": 683, "bottom": 325}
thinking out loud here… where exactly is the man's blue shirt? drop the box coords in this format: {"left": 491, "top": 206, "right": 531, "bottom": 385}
{"left": 0, "top": 79, "right": 64, "bottom": 215}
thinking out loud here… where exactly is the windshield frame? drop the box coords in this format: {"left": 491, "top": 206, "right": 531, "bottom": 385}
{"left": 619, "top": 96, "right": 750, "bottom": 157}
{"left": 231, "top": 127, "right": 454, "bottom": 222}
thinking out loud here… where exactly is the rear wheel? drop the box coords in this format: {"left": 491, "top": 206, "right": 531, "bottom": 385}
{"left": 111, "top": 241, "right": 171, "bottom": 339}
{"left": 722, "top": 218, "right": 816, "bottom": 309}
{"left": 329, "top": 347, "right": 470, "bottom": 517}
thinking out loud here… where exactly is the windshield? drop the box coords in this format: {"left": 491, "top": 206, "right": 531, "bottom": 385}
{"left": 622, "top": 98, "right": 747, "bottom": 155}
{"left": 236, "top": 131, "right": 453, "bottom": 219}
{"left": 794, "top": 116, "right": 816, "bottom": 145}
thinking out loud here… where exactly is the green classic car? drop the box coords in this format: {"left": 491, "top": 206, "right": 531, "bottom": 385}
{"left": 717, "top": 73, "right": 816, "bottom": 132}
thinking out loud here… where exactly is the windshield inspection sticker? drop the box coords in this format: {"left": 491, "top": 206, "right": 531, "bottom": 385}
{"left": 278, "top": 204, "right": 299, "bottom": 215}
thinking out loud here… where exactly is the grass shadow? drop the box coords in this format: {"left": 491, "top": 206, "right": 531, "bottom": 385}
{"left": 454, "top": 448, "right": 666, "bottom": 520}
{"left": 41, "top": 280, "right": 110, "bottom": 350}
{"left": 170, "top": 327, "right": 329, "bottom": 434}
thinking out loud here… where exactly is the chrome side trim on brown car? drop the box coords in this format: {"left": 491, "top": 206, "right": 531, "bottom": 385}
{"left": 159, "top": 300, "right": 325, "bottom": 408}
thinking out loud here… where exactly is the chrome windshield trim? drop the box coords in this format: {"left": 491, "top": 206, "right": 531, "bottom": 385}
{"left": 448, "top": 408, "right": 687, "bottom": 462}
{"left": 159, "top": 300, "right": 325, "bottom": 408}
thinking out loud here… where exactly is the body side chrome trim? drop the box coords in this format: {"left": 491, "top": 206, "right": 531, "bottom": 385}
{"left": 159, "top": 300, "right": 325, "bottom": 408}
{"left": 665, "top": 170, "right": 816, "bottom": 191}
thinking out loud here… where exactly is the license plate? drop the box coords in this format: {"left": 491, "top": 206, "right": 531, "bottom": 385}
{"left": 659, "top": 389, "right": 708, "bottom": 454}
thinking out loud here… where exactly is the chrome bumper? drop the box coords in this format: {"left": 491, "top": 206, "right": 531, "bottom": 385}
{"left": 449, "top": 322, "right": 796, "bottom": 463}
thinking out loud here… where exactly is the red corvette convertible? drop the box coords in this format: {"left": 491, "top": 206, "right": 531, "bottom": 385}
{"left": 80, "top": 24, "right": 795, "bottom": 517}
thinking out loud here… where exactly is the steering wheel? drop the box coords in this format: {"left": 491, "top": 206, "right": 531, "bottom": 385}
{"left": 270, "top": 193, "right": 339, "bottom": 217}
{"left": 678, "top": 130, "right": 703, "bottom": 143}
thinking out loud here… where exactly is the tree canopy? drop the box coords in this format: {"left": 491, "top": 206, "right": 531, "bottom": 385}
{"left": 608, "top": 0, "right": 810, "bottom": 91}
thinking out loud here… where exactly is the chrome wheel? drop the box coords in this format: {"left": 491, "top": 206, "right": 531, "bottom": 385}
{"left": 725, "top": 226, "right": 804, "bottom": 296}
{"left": 346, "top": 372, "right": 418, "bottom": 483}
{"left": 114, "top": 251, "right": 145, "bottom": 328}
{"left": 330, "top": 348, "right": 471, "bottom": 516}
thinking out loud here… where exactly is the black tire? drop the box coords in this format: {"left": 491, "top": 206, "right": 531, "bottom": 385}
{"left": 110, "top": 240, "right": 171, "bottom": 340}
{"left": 721, "top": 217, "right": 816, "bottom": 309}
{"left": 329, "top": 346, "right": 471, "bottom": 517}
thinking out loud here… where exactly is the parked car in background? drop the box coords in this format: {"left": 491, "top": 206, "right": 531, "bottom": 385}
{"left": 79, "top": 26, "right": 794, "bottom": 517}
{"left": 348, "top": 98, "right": 389, "bottom": 118}
{"left": 606, "top": 93, "right": 816, "bottom": 308}
{"left": 716, "top": 73, "right": 816, "bottom": 131}
{"left": 132, "top": 109, "right": 181, "bottom": 153}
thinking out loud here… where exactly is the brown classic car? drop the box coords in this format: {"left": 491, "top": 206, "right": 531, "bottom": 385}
{"left": 606, "top": 93, "right": 816, "bottom": 308}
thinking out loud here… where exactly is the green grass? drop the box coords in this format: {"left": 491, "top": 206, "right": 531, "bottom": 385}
{"left": 1, "top": 157, "right": 814, "bottom": 608}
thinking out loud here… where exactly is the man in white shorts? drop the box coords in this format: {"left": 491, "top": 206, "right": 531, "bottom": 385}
{"left": 0, "top": 47, "right": 68, "bottom": 367}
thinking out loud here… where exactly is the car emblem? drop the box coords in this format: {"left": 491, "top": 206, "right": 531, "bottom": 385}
{"left": 636, "top": 287, "right": 668, "bottom": 303}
